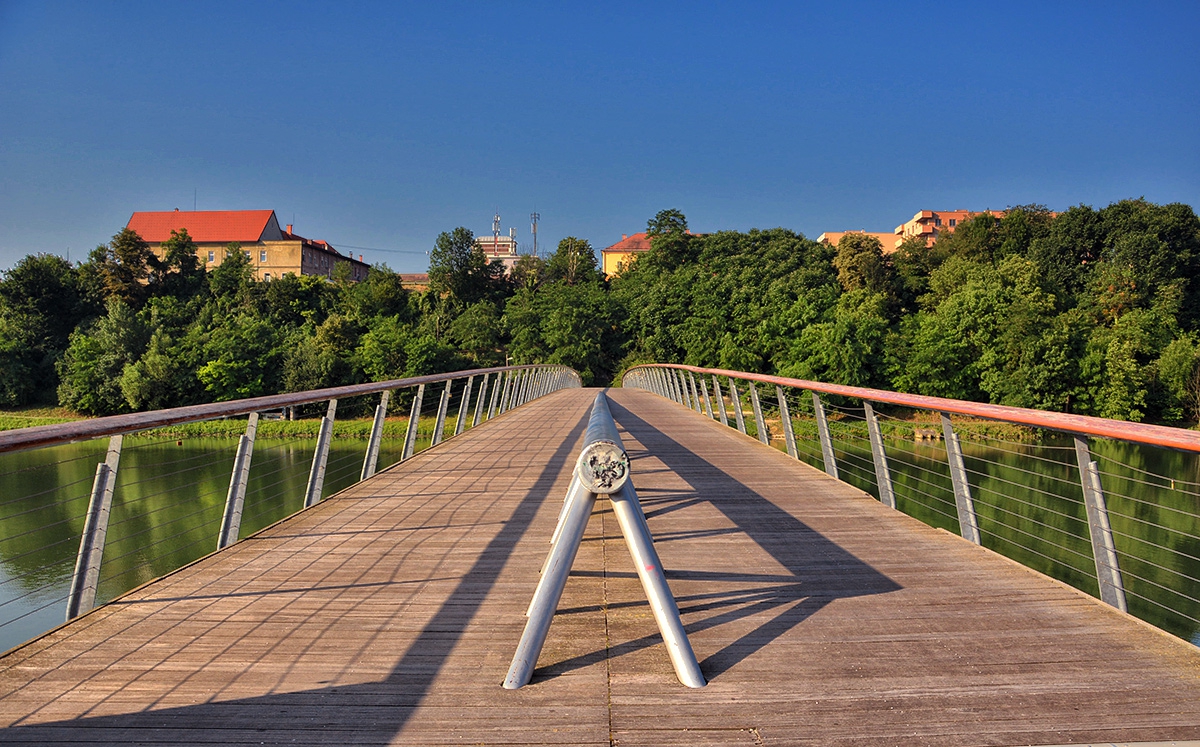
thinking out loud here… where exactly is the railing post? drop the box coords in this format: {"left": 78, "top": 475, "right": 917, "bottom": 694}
{"left": 361, "top": 391, "right": 390, "bottom": 480}
{"left": 1073, "top": 437, "right": 1128, "bottom": 612}
{"left": 687, "top": 372, "right": 702, "bottom": 413}
{"left": 863, "top": 402, "right": 896, "bottom": 509}
{"left": 656, "top": 369, "right": 668, "bottom": 398}
{"left": 402, "top": 384, "right": 425, "bottom": 460}
{"left": 749, "top": 383, "right": 768, "bottom": 445}
{"left": 712, "top": 375, "right": 729, "bottom": 426}
{"left": 812, "top": 393, "right": 839, "bottom": 479}
{"left": 218, "top": 413, "right": 259, "bottom": 549}
{"left": 474, "top": 373, "right": 490, "bottom": 426}
{"left": 940, "top": 413, "right": 980, "bottom": 544}
{"left": 499, "top": 371, "right": 514, "bottom": 413}
{"left": 729, "top": 380, "right": 747, "bottom": 434}
{"left": 776, "top": 386, "right": 797, "bottom": 458}
{"left": 488, "top": 372, "right": 503, "bottom": 419}
{"left": 66, "top": 434, "right": 122, "bottom": 620}
{"left": 432, "top": 380, "right": 452, "bottom": 446}
{"left": 455, "top": 376, "right": 474, "bottom": 436}
{"left": 700, "top": 378, "right": 714, "bottom": 419}
{"left": 304, "top": 399, "right": 338, "bottom": 508}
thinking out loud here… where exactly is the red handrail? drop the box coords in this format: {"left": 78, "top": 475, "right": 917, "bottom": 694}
{"left": 627, "top": 364, "right": 1200, "bottom": 453}
{"left": 0, "top": 365, "right": 574, "bottom": 455}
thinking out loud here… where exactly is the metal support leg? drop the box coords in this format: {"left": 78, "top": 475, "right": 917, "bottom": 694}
{"left": 864, "top": 402, "right": 896, "bottom": 509}
{"left": 219, "top": 413, "right": 259, "bottom": 549}
{"left": 712, "top": 375, "right": 729, "bottom": 426}
{"left": 776, "top": 386, "right": 797, "bottom": 458}
{"left": 499, "top": 371, "right": 514, "bottom": 413}
{"left": 455, "top": 376, "right": 474, "bottom": 436}
{"left": 505, "top": 478, "right": 598, "bottom": 689}
{"left": 1074, "top": 437, "right": 1128, "bottom": 612}
{"left": 749, "top": 383, "right": 768, "bottom": 445}
{"left": 402, "top": 385, "right": 425, "bottom": 461}
{"left": 730, "top": 381, "right": 747, "bottom": 434}
{"left": 66, "top": 435, "right": 122, "bottom": 620}
{"left": 812, "top": 393, "right": 838, "bottom": 479}
{"left": 940, "top": 413, "right": 980, "bottom": 544}
{"left": 432, "top": 380, "right": 451, "bottom": 446}
{"left": 700, "top": 379, "right": 713, "bottom": 419}
{"left": 304, "top": 400, "right": 338, "bottom": 508}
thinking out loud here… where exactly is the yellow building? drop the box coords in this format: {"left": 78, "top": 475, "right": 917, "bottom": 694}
{"left": 126, "top": 209, "right": 370, "bottom": 282}
{"left": 600, "top": 232, "right": 653, "bottom": 277}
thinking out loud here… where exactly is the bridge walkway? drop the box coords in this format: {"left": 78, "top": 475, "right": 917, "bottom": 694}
{"left": 0, "top": 388, "right": 1197, "bottom": 745}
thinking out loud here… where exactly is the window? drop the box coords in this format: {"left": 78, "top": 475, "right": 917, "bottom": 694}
{"left": 264, "top": 273, "right": 271, "bottom": 281}
{"left": 243, "top": 250, "right": 251, "bottom": 259}
{"left": 935, "top": 218, "right": 942, "bottom": 227}
{"left": 949, "top": 219, "right": 957, "bottom": 227}
{"left": 260, "top": 250, "right": 267, "bottom": 262}
{"left": 207, "top": 251, "right": 215, "bottom": 262}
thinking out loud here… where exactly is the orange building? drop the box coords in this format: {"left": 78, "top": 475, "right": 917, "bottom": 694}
{"left": 816, "top": 231, "right": 899, "bottom": 254}
{"left": 893, "top": 209, "right": 1004, "bottom": 247}
{"left": 600, "top": 232, "right": 653, "bottom": 277}
{"left": 126, "top": 209, "right": 370, "bottom": 282}
{"left": 475, "top": 234, "right": 521, "bottom": 273}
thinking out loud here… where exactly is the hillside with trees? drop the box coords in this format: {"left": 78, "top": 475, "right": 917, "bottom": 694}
{"left": 2, "top": 198, "right": 1198, "bottom": 425}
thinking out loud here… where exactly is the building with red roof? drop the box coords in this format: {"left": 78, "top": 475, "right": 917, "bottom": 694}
{"left": 126, "top": 209, "right": 370, "bottom": 282}
{"left": 600, "top": 232, "right": 653, "bottom": 277}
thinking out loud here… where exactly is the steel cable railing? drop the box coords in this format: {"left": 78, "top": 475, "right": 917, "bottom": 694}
{"left": 624, "top": 363, "right": 1200, "bottom": 648}
{"left": 0, "top": 364, "right": 581, "bottom": 652}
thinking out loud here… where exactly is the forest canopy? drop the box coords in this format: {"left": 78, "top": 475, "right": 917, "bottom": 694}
{"left": 2, "top": 198, "right": 1198, "bottom": 425}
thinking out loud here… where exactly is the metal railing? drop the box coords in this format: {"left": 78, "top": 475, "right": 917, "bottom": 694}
{"left": 0, "top": 364, "right": 580, "bottom": 651}
{"left": 623, "top": 364, "right": 1200, "bottom": 648}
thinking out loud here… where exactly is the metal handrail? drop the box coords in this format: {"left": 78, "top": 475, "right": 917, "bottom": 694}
{"left": 630, "top": 363, "right": 1200, "bottom": 454}
{"left": 0, "top": 364, "right": 556, "bottom": 455}
{"left": 623, "top": 363, "right": 1200, "bottom": 648}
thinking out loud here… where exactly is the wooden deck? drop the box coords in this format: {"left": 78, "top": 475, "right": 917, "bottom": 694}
{"left": 0, "top": 387, "right": 1198, "bottom": 745}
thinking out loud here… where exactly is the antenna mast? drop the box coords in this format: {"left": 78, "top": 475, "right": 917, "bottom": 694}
{"left": 530, "top": 211, "right": 540, "bottom": 257}
{"left": 493, "top": 210, "right": 501, "bottom": 252}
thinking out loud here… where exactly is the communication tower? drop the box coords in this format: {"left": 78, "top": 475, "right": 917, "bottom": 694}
{"left": 530, "top": 212, "right": 540, "bottom": 256}
{"left": 493, "top": 211, "right": 501, "bottom": 247}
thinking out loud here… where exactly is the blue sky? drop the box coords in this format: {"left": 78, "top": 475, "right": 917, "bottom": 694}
{"left": 1, "top": 1, "right": 1197, "bottom": 274}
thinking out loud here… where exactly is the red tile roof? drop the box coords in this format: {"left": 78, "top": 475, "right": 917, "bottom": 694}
{"left": 603, "top": 232, "right": 653, "bottom": 253}
{"left": 127, "top": 210, "right": 277, "bottom": 243}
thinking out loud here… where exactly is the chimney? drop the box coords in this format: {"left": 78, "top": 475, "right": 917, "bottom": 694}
{"left": 359, "top": 254, "right": 363, "bottom": 262}
{"left": 174, "top": 208, "right": 179, "bottom": 212}
{"left": 286, "top": 224, "right": 293, "bottom": 234}
{"left": 622, "top": 234, "right": 627, "bottom": 240}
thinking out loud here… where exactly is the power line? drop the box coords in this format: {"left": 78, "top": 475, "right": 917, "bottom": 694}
{"left": 330, "top": 243, "right": 428, "bottom": 256}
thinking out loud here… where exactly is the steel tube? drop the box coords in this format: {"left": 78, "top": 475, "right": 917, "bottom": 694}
{"left": 712, "top": 375, "right": 729, "bottom": 426}
{"left": 432, "top": 380, "right": 451, "bottom": 445}
{"left": 700, "top": 379, "right": 713, "bottom": 419}
{"left": 730, "top": 381, "right": 747, "bottom": 434}
{"left": 473, "top": 373, "right": 490, "bottom": 426}
{"left": 455, "top": 376, "right": 474, "bottom": 436}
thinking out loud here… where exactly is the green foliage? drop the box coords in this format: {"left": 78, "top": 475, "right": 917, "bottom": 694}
{"left": 57, "top": 299, "right": 149, "bottom": 415}
{"left": 545, "top": 237, "right": 600, "bottom": 285}
{"left": 428, "top": 227, "right": 505, "bottom": 305}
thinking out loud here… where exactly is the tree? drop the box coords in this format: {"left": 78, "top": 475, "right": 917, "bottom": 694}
{"left": 57, "top": 299, "right": 150, "bottom": 415}
{"left": 209, "top": 243, "right": 255, "bottom": 302}
{"left": 152, "top": 228, "right": 206, "bottom": 299}
{"left": 92, "top": 228, "right": 160, "bottom": 306}
{"left": 832, "top": 233, "right": 889, "bottom": 295}
{"left": 428, "top": 227, "right": 504, "bottom": 305}
{"left": 647, "top": 209, "right": 688, "bottom": 237}
{"left": 643, "top": 209, "right": 696, "bottom": 269}
{"left": 545, "top": 237, "right": 599, "bottom": 285}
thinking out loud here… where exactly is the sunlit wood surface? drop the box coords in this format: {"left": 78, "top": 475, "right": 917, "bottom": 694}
{"left": 0, "top": 387, "right": 1197, "bottom": 746}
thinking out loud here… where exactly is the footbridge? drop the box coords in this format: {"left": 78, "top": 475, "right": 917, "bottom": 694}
{"left": 0, "top": 365, "right": 1197, "bottom": 745}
